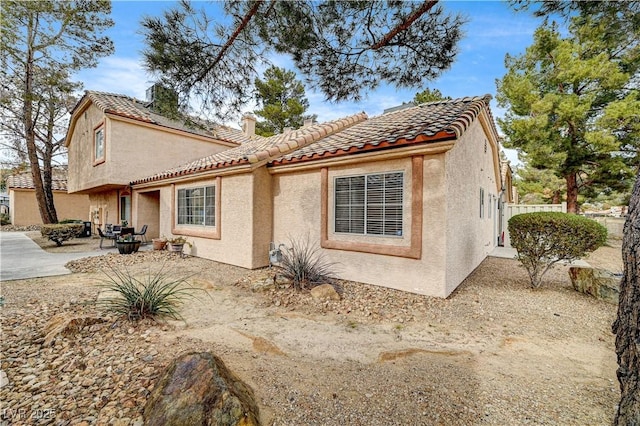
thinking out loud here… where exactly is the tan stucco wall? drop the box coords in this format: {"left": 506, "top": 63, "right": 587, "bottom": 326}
{"left": 134, "top": 190, "right": 161, "bottom": 240}
{"left": 444, "top": 119, "right": 500, "bottom": 295}
{"left": 67, "top": 103, "right": 235, "bottom": 193}
{"left": 88, "top": 191, "right": 119, "bottom": 231}
{"left": 272, "top": 156, "right": 450, "bottom": 297}
{"left": 9, "top": 189, "right": 90, "bottom": 226}
{"left": 153, "top": 171, "right": 267, "bottom": 269}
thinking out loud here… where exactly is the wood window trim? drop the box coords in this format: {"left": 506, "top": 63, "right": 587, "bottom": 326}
{"left": 171, "top": 177, "right": 221, "bottom": 240}
{"left": 321, "top": 156, "right": 423, "bottom": 259}
{"left": 93, "top": 122, "right": 106, "bottom": 166}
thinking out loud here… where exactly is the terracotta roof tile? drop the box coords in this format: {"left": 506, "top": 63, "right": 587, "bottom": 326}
{"left": 132, "top": 112, "right": 368, "bottom": 185}
{"left": 75, "top": 91, "right": 257, "bottom": 145}
{"left": 271, "top": 95, "right": 493, "bottom": 165}
{"left": 7, "top": 171, "right": 68, "bottom": 191}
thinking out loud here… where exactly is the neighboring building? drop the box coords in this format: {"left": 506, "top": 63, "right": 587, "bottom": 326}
{"left": 124, "top": 95, "right": 507, "bottom": 298}
{"left": 0, "top": 193, "right": 9, "bottom": 216}
{"left": 64, "top": 90, "right": 258, "bottom": 237}
{"left": 6, "top": 171, "right": 90, "bottom": 226}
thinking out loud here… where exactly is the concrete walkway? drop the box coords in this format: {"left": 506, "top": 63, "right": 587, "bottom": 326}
{"left": 0, "top": 232, "right": 142, "bottom": 281}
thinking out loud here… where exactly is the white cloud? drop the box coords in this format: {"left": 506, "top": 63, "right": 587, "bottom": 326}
{"left": 75, "top": 57, "right": 151, "bottom": 99}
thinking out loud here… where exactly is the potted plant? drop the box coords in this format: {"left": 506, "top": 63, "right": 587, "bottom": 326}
{"left": 116, "top": 233, "right": 141, "bottom": 254}
{"left": 152, "top": 236, "right": 168, "bottom": 251}
{"left": 167, "top": 236, "right": 191, "bottom": 254}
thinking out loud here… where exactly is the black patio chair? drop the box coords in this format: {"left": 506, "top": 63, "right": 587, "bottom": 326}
{"left": 97, "top": 227, "right": 116, "bottom": 249}
{"left": 134, "top": 224, "right": 148, "bottom": 243}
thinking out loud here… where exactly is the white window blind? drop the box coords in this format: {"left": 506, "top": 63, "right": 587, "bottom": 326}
{"left": 177, "top": 186, "right": 215, "bottom": 226}
{"left": 335, "top": 172, "right": 403, "bottom": 236}
{"left": 94, "top": 128, "right": 104, "bottom": 160}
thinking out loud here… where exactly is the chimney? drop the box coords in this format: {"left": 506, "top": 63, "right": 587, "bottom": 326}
{"left": 242, "top": 113, "right": 256, "bottom": 137}
{"left": 303, "top": 118, "right": 314, "bottom": 128}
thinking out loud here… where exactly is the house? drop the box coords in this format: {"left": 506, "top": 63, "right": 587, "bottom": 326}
{"left": 6, "top": 170, "right": 90, "bottom": 226}
{"left": 123, "top": 94, "right": 507, "bottom": 298}
{"left": 64, "top": 89, "right": 257, "bottom": 237}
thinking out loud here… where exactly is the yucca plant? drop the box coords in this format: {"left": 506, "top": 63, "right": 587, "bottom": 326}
{"left": 279, "top": 235, "right": 338, "bottom": 290}
{"left": 98, "top": 264, "right": 202, "bottom": 321}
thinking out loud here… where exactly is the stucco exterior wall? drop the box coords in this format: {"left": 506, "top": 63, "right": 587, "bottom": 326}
{"left": 88, "top": 191, "right": 119, "bottom": 231}
{"left": 67, "top": 104, "right": 236, "bottom": 193}
{"left": 272, "top": 155, "right": 450, "bottom": 297}
{"left": 9, "top": 189, "right": 90, "bottom": 226}
{"left": 134, "top": 190, "right": 161, "bottom": 240}
{"left": 154, "top": 172, "right": 262, "bottom": 269}
{"left": 67, "top": 104, "right": 106, "bottom": 194}
{"left": 444, "top": 119, "right": 500, "bottom": 295}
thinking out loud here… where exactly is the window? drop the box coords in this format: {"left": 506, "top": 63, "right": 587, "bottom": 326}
{"left": 480, "top": 188, "right": 485, "bottom": 218}
{"left": 120, "top": 195, "right": 131, "bottom": 223}
{"left": 94, "top": 127, "right": 105, "bottom": 162}
{"left": 177, "top": 185, "right": 215, "bottom": 226}
{"left": 335, "top": 172, "right": 403, "bottom": 236}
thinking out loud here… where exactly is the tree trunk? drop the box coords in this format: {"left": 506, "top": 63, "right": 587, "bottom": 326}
{"left": 612, "top": 168, "right": 640, "bottom": 425}
{"left": 24, "top": 13, "right": 55, "bottom": 224}
{"left": 551, "top": 190, "right": 561, "bottom": 205}
{"left": 565, "top": 173, "right": 579, "bottom": 214}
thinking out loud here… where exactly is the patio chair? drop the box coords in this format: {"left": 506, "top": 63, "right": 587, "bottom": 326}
{"left": 134, "top": 224, "right": 148, "bottom": 243}
{"left": 97, "top": 227, "right": 117, "bottom": 249}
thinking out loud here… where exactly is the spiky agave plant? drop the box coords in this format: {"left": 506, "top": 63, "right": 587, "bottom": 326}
{"left": 279, "top": 234, "right": 338, "bottom": 290}
{"left": 98, "top": 263, "right": 202, "bottom": 321}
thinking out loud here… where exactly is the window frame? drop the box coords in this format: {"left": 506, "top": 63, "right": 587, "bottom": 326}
{"left": 320, "top": 156, "right": 423, "bottom": 260}
{"left": 333, "top": 171, "right": 404, "bottom": 237}
{"left": 171, "top": 178, "right": 222, "bottom": 240}
{"left": 177, "top": 185, "right": 216, "bottom": 227}
{"left": 93, "top": 123, "right": 105, "bottom": 165}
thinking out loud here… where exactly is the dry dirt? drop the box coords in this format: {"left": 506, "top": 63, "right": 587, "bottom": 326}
{"left": 0, "top": 235, "right": 623, "bottom": 425}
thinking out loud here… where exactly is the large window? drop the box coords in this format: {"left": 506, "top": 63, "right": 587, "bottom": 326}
{"left": 94, "top": 127, "right": 105, "bottom": 162}
{"left": 334, "top": 172, "right": 403, "bottom": 236}
{"left": 177, "top": 185, "right": 215, "bottom": 226}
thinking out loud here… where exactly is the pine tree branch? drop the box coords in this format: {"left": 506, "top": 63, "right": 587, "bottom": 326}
{"left": 370, "top": 0, "right": 438, "bottom": 50}
{"left": 193, "top": 0, "right": 266, "bottom": 85}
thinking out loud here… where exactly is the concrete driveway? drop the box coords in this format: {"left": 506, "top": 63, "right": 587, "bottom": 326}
{"left": 0, "top": 232, "right": 113, "bottom": 281}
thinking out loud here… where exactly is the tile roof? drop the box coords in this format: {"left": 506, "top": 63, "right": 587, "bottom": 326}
{"left": 133, "top": 113, "right": 368, "bottom": 185}
{"left": 271, "top": 95, "right": 493, "bottom": 165}
{"left": 131, "top": 94, "right": 496, "bottom": 185}
{"left": 7, "top": 171, "right": 68, "bottom": 191}
{"left": 74, "top": 91, "right": 256, "bottom": 145}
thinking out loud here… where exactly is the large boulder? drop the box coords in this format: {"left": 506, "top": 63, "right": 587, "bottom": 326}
{"left": 569, "top": 267, "right": 620, "bottom": 304}
{"left": 144, "top": 352, "right": 260, "bottom": 426}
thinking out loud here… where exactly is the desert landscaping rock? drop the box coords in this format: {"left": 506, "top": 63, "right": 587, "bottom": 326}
{"left": 309, "top": 283, "right": 341, "bottom": 301}
{"left": 0, "top": 243, "right": 622, "bottom": 425}
{"left": 144, "top": 352, "right": 260, "bottom": 426}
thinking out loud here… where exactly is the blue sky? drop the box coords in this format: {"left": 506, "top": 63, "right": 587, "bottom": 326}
{"left": 75, "top": 1, "right": 544, "bottom": 164}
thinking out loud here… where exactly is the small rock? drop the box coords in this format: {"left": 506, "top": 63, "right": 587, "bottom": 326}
{"left": 0, "top": 370, "right": 9, "bottom": 388}
{"left": 310, "top": 284, "right": 341, "bottom": 301}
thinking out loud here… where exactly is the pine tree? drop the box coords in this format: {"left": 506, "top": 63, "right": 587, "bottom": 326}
{"left": 413, "top": 88, "right": 451, "bottom": 104}
{"left": 496, "top": 11, "right": 637, "bottom": 213}
{"left": 253, "top": 66, "right": 315, "bottom": 136}
{"left": 141, "top": 0, "right": 465, "bottom": 122}
{"left": 1, "top": 0, "right": 114, "bottom": 224}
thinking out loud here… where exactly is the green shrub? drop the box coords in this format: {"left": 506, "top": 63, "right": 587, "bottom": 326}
{"left": 508, "top": 212, "right": 608, "bottom": 288}
{"left": 279, "top": 235, "right": 338, "bottom": 290}
{"left": 0, "top": 213, "right": 10, "bottom": 225}
{"left": 98, "top": 265, "right": 202, "bottom": 321}
{"left": 58, "top": 218, "right": 82, "bottom": 224}
{"left": 40, "top": 223, "right": 84, "bottom": 246}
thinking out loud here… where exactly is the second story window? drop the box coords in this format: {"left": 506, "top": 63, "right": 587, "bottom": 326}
{"left": 94, "top": 126, "right": 105, "bottom": 163}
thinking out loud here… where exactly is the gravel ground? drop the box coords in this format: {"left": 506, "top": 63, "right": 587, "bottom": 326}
{"left": 0, "top": 240, "right": 621, "bottom": 425}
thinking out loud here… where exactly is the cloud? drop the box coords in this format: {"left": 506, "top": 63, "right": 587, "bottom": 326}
{"left": 74, "top": 57, "right": 151, "bottom": 99}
